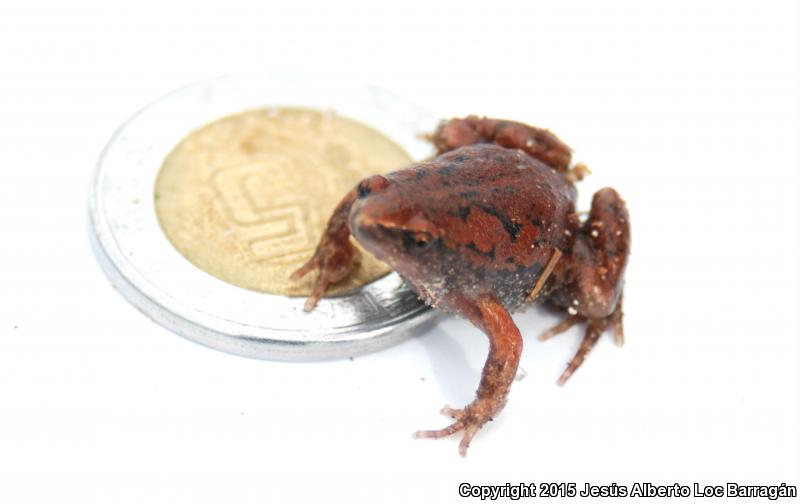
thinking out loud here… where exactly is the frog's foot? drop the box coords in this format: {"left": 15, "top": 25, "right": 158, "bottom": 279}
{"left": 432, "top": 116, "right": 572, "bottom": 172}
{"left": 290, "top": 241, "right": 360, "bottom": 311}
{"left": 539, "top": 299, "right": 624, "bottom": 386}
{"left": 414, "top": 399, "right": 500, "bottom": 457}
{"left": 540, "top": 187, "right": 629, "bottom": 384}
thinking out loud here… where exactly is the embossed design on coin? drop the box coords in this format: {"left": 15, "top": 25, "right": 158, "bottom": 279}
{"left": 155, "top": 107, "right": 413, "bottom": 295}
{"left": 211, "top": 158, "right": 319, "bottom": 265}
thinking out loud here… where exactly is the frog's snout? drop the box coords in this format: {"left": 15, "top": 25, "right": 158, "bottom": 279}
{"left": 352, "top": 194, "right": 408, "bottom": 253}
{"left": 348, "top": 202, "right": 366, "bottom": 233}
{"left": 349, "top": 203, "right": 389, "bottom": 256}
{"left": 349, "top": 201, "right": 372, "bottom": 235}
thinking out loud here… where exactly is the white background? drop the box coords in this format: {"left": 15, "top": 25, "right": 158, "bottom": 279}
{"left": 0, "top": 1, "right": 798, "bottom": 503}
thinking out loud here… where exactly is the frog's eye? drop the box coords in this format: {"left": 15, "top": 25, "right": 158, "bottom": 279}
{"left": 404, "top": 231, "right": 434, "bottom": 251}
{"left": 357, "top": 175, "right": 391, "bottom": 199}
{"left": 357, "top": 182, "right": 371, "bottom": 199}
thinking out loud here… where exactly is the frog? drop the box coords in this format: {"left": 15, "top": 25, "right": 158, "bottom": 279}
{"left": 291, "top": 116, "right": 630, "bottom": 456}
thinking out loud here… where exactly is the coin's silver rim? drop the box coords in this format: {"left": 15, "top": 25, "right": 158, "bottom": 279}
{"left": 88, "top": 75, "right": 439, "bottom": 361}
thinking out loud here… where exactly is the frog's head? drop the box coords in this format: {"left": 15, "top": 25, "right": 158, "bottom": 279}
{"left": 349, "top": 174, "right": 446, "bottom": 301}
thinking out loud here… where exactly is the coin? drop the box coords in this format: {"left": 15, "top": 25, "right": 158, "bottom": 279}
{"left": 154, "top": 107, "right": 407, "bottom": 296}
{"left": 89, "top": 76, "right": 439, "bottom": 360}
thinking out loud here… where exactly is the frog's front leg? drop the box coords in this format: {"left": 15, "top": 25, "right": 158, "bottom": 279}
{"left": 414, "top": 294, "right": 522, "bottom": 456}
{"left": 541, "top": 187, "right": 630, "bottom": 385}
{"left": 432, "top": 116, "right": 573, "bottom": 173}
{"left": 290, "top": 185, "right": 360, "bottom": 311}
{"left": 291, "top": 175, "right": 392, "bottom": 311}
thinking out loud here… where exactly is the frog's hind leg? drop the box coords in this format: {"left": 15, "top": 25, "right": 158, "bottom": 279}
{"left": 540, "top": 187, "right": 630, "bottom": 385}
{"left": 432, "top": 116, "right": 573, "bottom": 173}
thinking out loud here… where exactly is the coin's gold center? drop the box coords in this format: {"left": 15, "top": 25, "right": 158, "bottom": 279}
{"left": 154, "top": 107, "right": 411, "bottom": 296}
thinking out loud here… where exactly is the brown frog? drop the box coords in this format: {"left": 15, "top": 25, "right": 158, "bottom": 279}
{"left": 291, "top": 116, "right": 630, "bottom": 455}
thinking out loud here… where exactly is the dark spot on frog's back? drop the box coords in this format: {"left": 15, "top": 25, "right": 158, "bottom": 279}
{"left": 492, "top": 186, "right": 516, "bottom": 196}
{"left": 465, "top": 242, "right": 496, "bottom": 261}
{"left": 477, "top": 204, "right": 523, "bottom": 242}
{"left": 456, "top": 206, "right": 471, "bottom": 220}
{"left": 506, "top": 221, "right": 523, "bottom": 242}
{"left": 438, "top": 164, "right": 458, "bottom": 177}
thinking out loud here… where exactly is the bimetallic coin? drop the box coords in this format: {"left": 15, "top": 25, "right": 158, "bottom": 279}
{"left": 89, "top": 76, "right": 439, "bottom": 360}
{"left": 154, "top": 107, "right": 406, "bottom": 296}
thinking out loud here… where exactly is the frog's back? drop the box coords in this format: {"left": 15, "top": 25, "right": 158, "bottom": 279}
{"left": 388, "top": 144, "right": 578, "bottom": 310}
{"left": 389, "top": 144, "right": 578, "bottom": 251}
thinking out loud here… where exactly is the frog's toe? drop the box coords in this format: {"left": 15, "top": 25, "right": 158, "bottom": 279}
{"left": 413, "top": 419, "right": 485, "bottom": 457}
{"left": 440, "top": 405, "right": 463, "bottom": 418}
{"left": 458, "top": 424, "right": 482, "bottom": 457}
{"left": 303, "top": 277, "right": 330, "bottom": 312}
{"left": 538, "top": 314, "right": 582, "bottom": 341}
{"left": 413, "top": 420, "right": 465, "bottom": 441}
{"left": 414, "top": 405, "right": 466, "bottom": 438}
{"left": 290, "top": 256, "right": 318, "bottom": 281}
{"left": 414, "top": 401, "right": 496, "bottom": 456}
{"left": 610, "top": 293, "right": 625, "bottom": 347}
{"left": 414, "top": 418, "right": 478, "bottom": 457}
{"left": 291, "top": 244, "right": 361, "bottom": 312}
{"left": 556, "top": 317, "right": 608, "bottom": 386}
{"left": 540, "top": 296, "right": 625, "bottom": 385}
{"left": 289, "top": 254, "right": 327, "bottom": 311}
